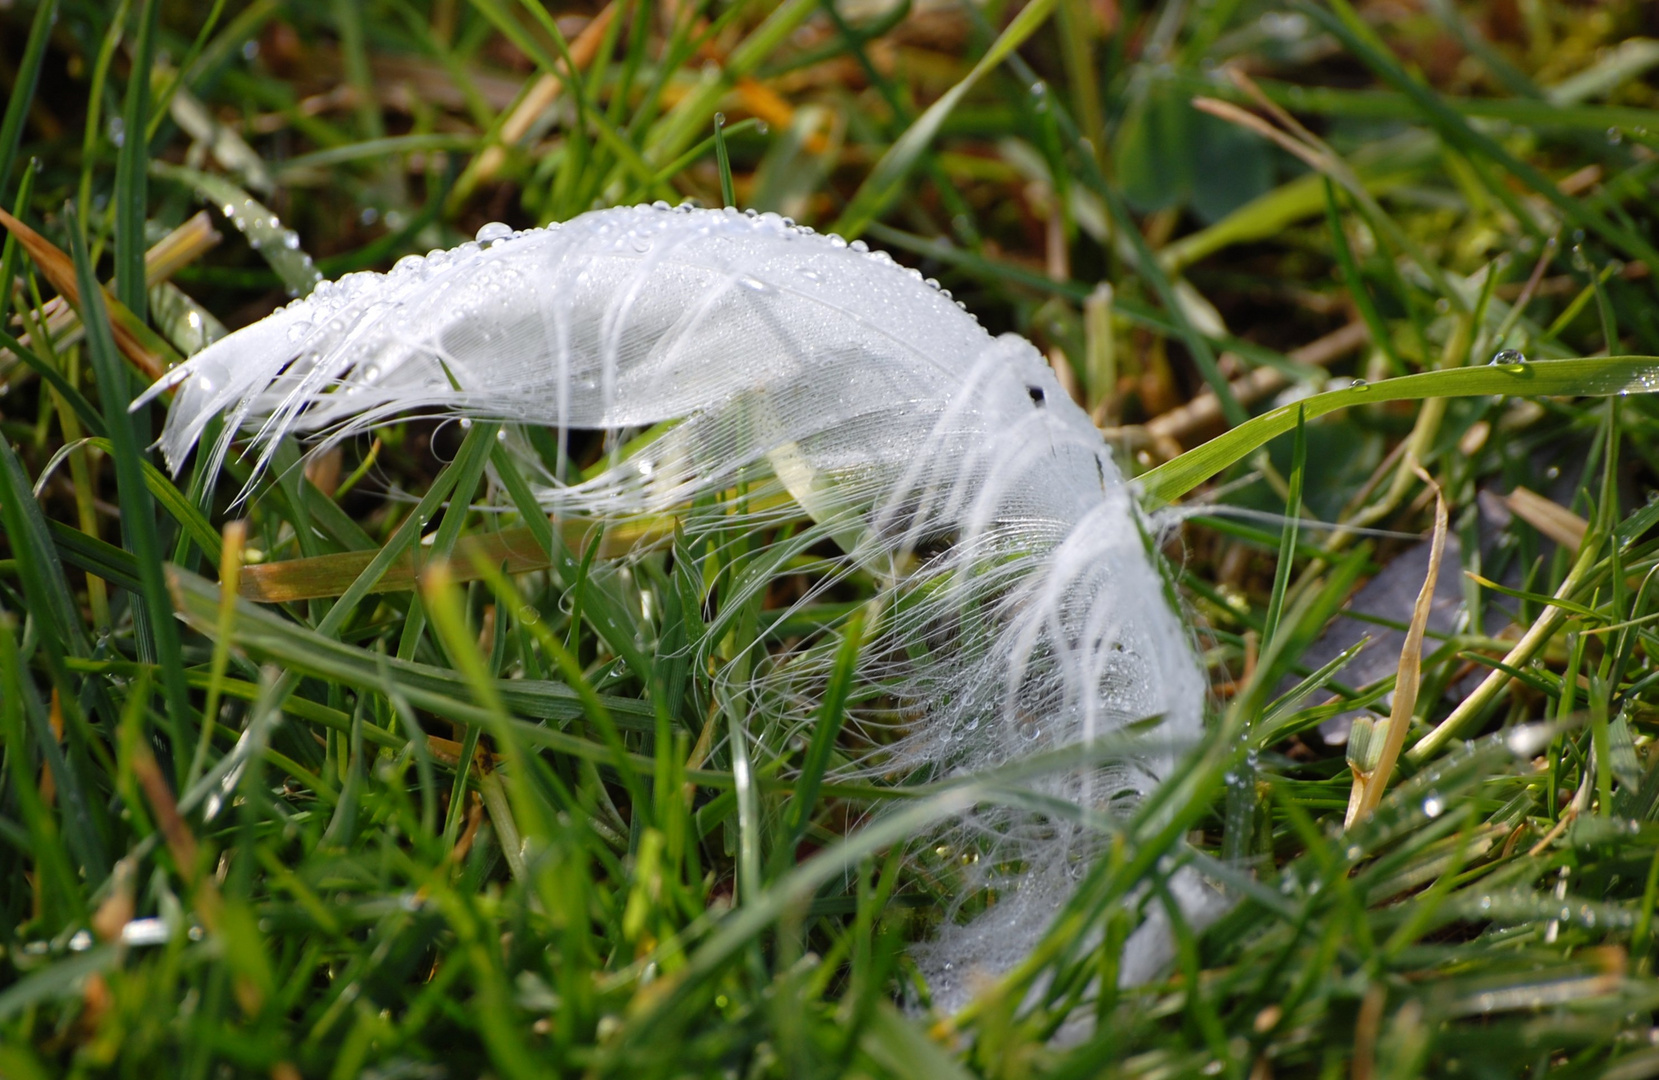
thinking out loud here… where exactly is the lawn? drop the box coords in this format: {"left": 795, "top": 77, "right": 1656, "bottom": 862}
{"left": 4, "top": 0, "right": 1659, "bottom": 1076}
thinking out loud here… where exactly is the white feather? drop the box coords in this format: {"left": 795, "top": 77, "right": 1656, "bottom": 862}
{"left": 145, "top": 202, "right": 1208, "bottom": 1010}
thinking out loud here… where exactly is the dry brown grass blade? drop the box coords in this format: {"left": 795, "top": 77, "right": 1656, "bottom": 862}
{"left": 448, "top": 3, "right": 617, "bottom": 207}
{"left": 4, "top": 211, "right": 221, "bottom": 365}
{"left": 1505, "top": 486, "right": 1590, "bottom": 553}
{"left": 1346, "top": 465, "right": 1450, "bottom": 828}
{"left": 0, "top": 206, "right": 172, "bottom": 380}
{"left": 238, "top": 519, "right": 669, "bottom": 603}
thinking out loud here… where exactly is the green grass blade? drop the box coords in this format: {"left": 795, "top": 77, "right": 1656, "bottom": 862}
{"left": 832, "top": 0, "right": 1058, "bottom": 239}
{"left": 67, "top": 208, "right": 195, "bottom": 778}
{"left": 0, "top": 0, "right": 55, "bottom": 198}
{"left": 115, "top": 0, "right": 159, "bottom": 320}
{"left": 1138, "top": 357, "right": 1659, "bottom": 505}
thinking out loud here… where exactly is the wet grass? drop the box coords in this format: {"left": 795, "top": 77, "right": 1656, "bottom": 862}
{"left": 5, "top": 0, "right": 1659, "bottom": 1076}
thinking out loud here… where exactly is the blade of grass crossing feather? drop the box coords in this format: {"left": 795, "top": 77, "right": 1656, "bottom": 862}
{"left": 116, "top": 0, "right": 159, "bottom": 321}
{"left": 832, "top": 0, "right": 1058, "bottom": 238}
{"left": 0, "top": 1, "right": 54, "bottom": 198}
{"left": 1138, "top": 357, "right": 1659, "bottom": 505}
{"left": 714, "top": 113, "right": 736, "bottom": 209}
{"left": 771, "top": 613, "right": 864, "bottom": 880}
{"left": 69, "top": 210, "right": 195, "bottom": 778}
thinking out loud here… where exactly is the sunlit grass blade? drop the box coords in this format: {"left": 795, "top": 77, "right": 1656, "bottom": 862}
{"left": 1139, "top": 357, "right": 1659, "bottom": 505}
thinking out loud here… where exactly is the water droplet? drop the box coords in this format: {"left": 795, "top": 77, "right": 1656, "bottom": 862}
{"left": 1349, "top": 378, "right": 1369, "bottom": 391}
{"left": 755, "top": 120, "right": 769, "bottom": 136}
{"left": 850, "top": 239, "right": 868, "bottom": 253}
{"left": 713, "top": 112, "right": 726, "bottom": 127}
{"left": 1422, "top": 795, "right": 1444, "bottom": 818}
{"left": 475, "top": 221, "right": 513, "bottom": 244}
{"left": 1608, "top": 127, "right": 1624, "bottom": 144}
{"left": 1490, "top": 349, "right": 1526, "bottom": 365}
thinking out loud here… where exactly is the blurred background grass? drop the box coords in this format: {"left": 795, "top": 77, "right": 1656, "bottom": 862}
{"left": 6, "top": 0, "right": 1659, "bottom": 1076}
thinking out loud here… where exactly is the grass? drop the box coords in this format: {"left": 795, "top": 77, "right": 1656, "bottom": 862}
{"left": 4, "top": 0, "right": 1659, "bottom": 1075}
